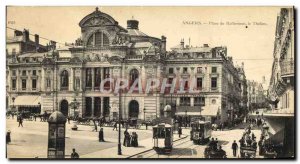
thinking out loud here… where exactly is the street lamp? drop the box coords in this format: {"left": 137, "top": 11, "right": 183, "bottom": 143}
{"left": 143, "top": 108, "right": 146, "bottom": 121}
{"left": 185, "top": 109, "right": 187, "bottom": 128}
{"left": 69, "top": 98, "right": 80, "bottom": 130}
{"left": 117, "top": 58, "right": 125, "bottom": 156}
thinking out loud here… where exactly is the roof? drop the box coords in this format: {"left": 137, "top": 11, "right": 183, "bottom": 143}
{"left": 171, "top": 46, "right": 212, "bottom": 53}
{"left": 127, "top": 29, "right": 148, "bottom": 37}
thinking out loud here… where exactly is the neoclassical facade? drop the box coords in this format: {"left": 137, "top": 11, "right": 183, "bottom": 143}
{"left": 7, "top": 8, "right": 245, "bottom": 123}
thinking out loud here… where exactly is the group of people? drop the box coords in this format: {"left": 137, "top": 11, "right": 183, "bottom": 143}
{"left": 123, "top": 129, "right": 139, "bottom": 147}
{"left": 239, "top": 126, "right": 257, "bottom": 150}
{"left": 206, "top": 137, "right": 226, "bottom": 157}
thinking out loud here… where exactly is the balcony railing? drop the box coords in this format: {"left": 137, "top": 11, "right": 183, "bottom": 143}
{"left": 280, "top": 59, "right": 294, "bottom": 77}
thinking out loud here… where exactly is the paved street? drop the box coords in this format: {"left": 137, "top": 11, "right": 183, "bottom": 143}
{"left": 130, "top": 128, "right": 262, "bottom": 159}
{"left": 7, "top": 117, "right": 261, "bottom": 159}
{"left": 6, "top": 118, "right": 153, "bottom": 158}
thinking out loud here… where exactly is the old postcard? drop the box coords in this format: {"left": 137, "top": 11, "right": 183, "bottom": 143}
{"left": 5, "top": 6, "right": 295, "bottom": 159}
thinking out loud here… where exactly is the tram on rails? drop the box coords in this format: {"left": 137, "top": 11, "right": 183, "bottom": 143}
{"left": 153, "top": 122, "right": 173, "bottom": 154}
{"left": 190, "top": 120, "right": 212, "bottom": 144}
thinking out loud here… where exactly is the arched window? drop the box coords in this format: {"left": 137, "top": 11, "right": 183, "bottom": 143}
{"left": 61, "top": 70, "right": 69, "bottom": 90}
{"left": 129, "top": 69, "right": 139, "bottom": 87}
{"left": 87, "top": 31, "right": 109, "bottom": 47}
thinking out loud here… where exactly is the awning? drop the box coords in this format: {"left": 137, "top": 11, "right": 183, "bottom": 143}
{"left": 176, "top": 105, "right": 219, "bottom": 116}
{"left": 14, "top": 96, "right": 41, "bottom": 107}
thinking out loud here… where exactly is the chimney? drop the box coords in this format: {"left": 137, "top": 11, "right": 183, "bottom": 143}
{"left": 50, "top": 40, "right": 56, "bottom": 50}
{"left": 34, "top": 34, "right": 39, "bottom": 51}
{"left": 161, "top": 35, "right": 167, "bottom": 54}
{"left": 127, "top": 19, "right": 139, "bottom": 30}
{"left": 203, "top": 44, "right": 209, "bottom": 47}
{"left": 14, "top": 30, "right": 23, "bottom": 37}
{"left": 22, "top": 29, "right": 29, "bottom": 42}
{"left": 180, "top": 39, "right": 184, "bottom": 49}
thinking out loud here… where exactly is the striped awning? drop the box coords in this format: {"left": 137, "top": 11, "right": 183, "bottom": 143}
{"left": 14, "top": 95, "right": 41, "bottom": 106}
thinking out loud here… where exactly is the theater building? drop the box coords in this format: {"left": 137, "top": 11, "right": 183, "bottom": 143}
{"left": 7, "top": 8, "right": 244, "bottom": 123}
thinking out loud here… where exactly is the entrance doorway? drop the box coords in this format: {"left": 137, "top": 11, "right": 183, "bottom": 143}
{"left": 128, "top": 100, "right": 139, "bottom": 119}
{"left": 60, "top": 100, "right": 69, "bottom": 116}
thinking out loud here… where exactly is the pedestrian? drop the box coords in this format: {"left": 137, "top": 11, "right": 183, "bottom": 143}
{"left": 178, "top": 126, "right": 182, "bottom": 138}
{"left": 92, "top": 119, "right": 97, "bottom": 132}
{"left": 71, "top": 148, "right": 79, "bottom": 159}
{"left": 113, "top": 121, "right": 118, "bottom": 131}
{"left": 18, "top": 115, "right": 23, "bottom": 127}
{"left": 145, "top": 122, "right": 148, "bottom": 130}
{"left": 252, "top": 133, "right": 255, "bottom": 140}
{"left": 67, "top": 116, "right": 70, "bottom": 124}
{"left": 12, "top": 113, "right": 14, "bottom": 119}
{"left": 131, "top": 132, "right": 138, "bottom": 147}
{"left": 99, "top": 128, "right": 105, "bottom": 142}
{"left": 209, "top": 138, "right": 215, "bottom": 149}
{"left": 258, "top": 139, "right": 263, "bottom": 155}
{"left": 6, "top": 130, "right": 11, "bottom": 144}
{"left": 232, "top": 140, "right": 238, "bottom": 157}
{"left": 123, "top": 129, "right": 130, "bottom": 147}
{"left": 34, "top": 114, "right": 37, "bottom": 121}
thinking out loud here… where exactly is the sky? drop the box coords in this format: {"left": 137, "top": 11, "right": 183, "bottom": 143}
{"left": 6, "top": 6, "right": 286, "bottom": 84}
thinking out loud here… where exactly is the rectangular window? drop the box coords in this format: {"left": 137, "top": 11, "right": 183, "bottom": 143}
{"left": 197, "top": 78, "right": 203, "bottom": 89}
{"left": 194, "top": 97, "right": 205, "bottom": 106}
{"left": 169, "top": 68, "right": 174, "bottom": 74}
{"left": 180, "top": 97, "right": 190, "bottom": 106}
{"left": 32, "top": 79, "right": 37, "bottom": 90}
{"left": 183, "top": 67, "right": 188, "bottom": 73}
{"left": 197, "top": 67, "right": 203, "bottom": 73}
{"left": 212, "top": 53, "right": 216, "bottom": 58}
{"left": 12, "top": 79, "right": 16, "bottom": 90}
{"left": 104, "top": 67, "right": 110, "bottom": 78}
{"left": 94, "top": 68, "right": 101, "bottom": 89}
{"left": 12, "top": 48, "right": 16, "bottom": 55}
{"left": 32, "top": 70, "right": 36, "bottom": 76}
{"left": 86, "top": 68, "right": 92, "bottom": 88}
{"left": 22, "top": 70, "right": 26, "bottom": 76}
{"left": 22, "top": 79, "right": 26, "bottom": 90}
{"left": 46, "top": 78, "right": 51, "bottom": 88}
{"left": 212, "top": 67, "right": 217, "bottom": 73}
{"left": 211, "top": 77, "right": 217, "bottom": 89}
{"left": 12, "top": 70, "right": 16, "bottom": 76}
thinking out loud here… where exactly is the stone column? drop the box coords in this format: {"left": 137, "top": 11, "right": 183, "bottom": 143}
{"left": 101, "top": 97, "right": 104, "bottom": 117}
{"left": 91, "top": 68, "right": 95, "bottom": 91}
{"left": 191, "top": 97, "right": 194, "bottom": 107}
{"left": 91, "top": 97, "right": 94, "bottom": 117}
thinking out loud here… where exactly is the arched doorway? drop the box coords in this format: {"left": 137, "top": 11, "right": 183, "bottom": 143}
{"left": 128, "top": 100, "right": 139, "bottom": 119}
{"left": 60, "top": 100, "right": 69, "bottom": 116}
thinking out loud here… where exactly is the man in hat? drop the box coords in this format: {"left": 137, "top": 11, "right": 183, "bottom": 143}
{"left": 71, "top": 148, "right": 79, "bottom": 158}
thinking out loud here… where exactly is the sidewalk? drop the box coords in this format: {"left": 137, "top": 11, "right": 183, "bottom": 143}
{"left": 81, "top": 133, "right": 188, "bottom": 158}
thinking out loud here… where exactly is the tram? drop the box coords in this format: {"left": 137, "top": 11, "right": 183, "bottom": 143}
{"left": 190, "top": 120, "right": 212, "bottom": 144}
{"left": 153, "top": 123, "right": 173, "bottom": 154}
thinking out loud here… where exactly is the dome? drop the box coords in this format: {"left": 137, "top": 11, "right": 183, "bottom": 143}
{"left": 48, "top": 111, "right": 67, "bottom": 123}
{"left": 164, "top": 105, "right": 172, "bottom": 112}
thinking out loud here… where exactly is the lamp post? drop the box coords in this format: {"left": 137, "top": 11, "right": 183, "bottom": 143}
{"left": 69, "top": 98, "right": 80, "bottom": 130}
{"left": 143, "top": 108, "right": 146, "bottom": 121}
{"left": 117, "top": 58, "right": 125, "bottom": 156}
{"left": 185, "top": 109, "right": 187, "bottom": 128}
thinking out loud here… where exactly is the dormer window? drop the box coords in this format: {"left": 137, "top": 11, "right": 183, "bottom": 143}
{"left": 87, "top": 31, "right": 109, "bottom": 47}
